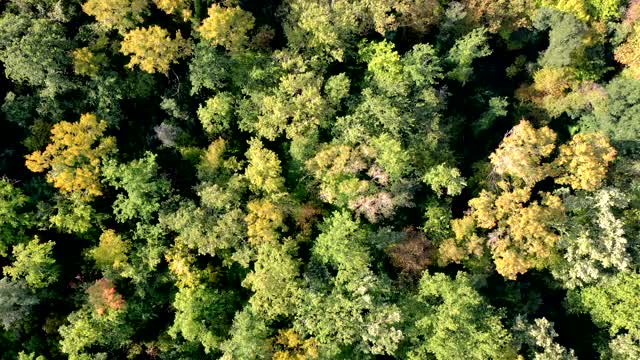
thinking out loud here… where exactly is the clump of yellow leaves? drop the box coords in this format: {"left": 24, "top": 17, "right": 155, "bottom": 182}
{"left": 91, "top": 229, "right": 130, "bottom": 271}
{"left": 489, "top": 120, "right": 556, "bottom": 186}
{"left": 25, "top": 113, "right": 116, "bottom": 199}
{"left": 153, "top": 0, "right": 192, "bottom": 20}
{"left": 71, "top": 47, "right": 106, "bottom": 77}
{"left": 82, "top": 0, "right": 148, "bottom": 33}
{"left": 614, "top": 24, "right": 640, "bottom": 80}
{"left": 197, "top": 4, "right": 255, "bottom": 52}
{"left": 120, "top": 25, "right": 191, "bottom": 74}
{"left": 246, "top": 199, "right": 287, "bottom": 245}
{"left": 439, "top": 120, "right": 616, "bottom": 279}
{"left": 554, "top": 132, "right": 617, "bottom": 190}
{"left": 273, "top": 329, "right": 319, "bottom": 360}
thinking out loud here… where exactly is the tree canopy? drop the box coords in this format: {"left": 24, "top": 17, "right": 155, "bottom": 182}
{"left": 0, "top": 0, "right": 639, "bottom": 358}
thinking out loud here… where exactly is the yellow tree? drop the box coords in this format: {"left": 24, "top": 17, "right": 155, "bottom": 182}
{"left": 120, "top": 26, "right": 191, "bottom": 74}
{"left": 440, "top": 120, "right": 617, "bottom": 279}
{"left": 90, "top": 229, "right": 130, "bottom": 272}
{"left": 25, "top": 113, "right": 116, "bottom": 199}
{"left": 244, "top": 138, "right": 286, "bottom": 197}
{"left": 197, "top": 4, "right": 255, "bottom": 52}
{"left": 489, "top": 120, "right": 556, "bottom": 186}
{"left": 154, "top": 0, "right": 192, "bottom": 20}
{"left": 554, "top": 132, "right": 617, "bottom": 190}
{"left": 82, "top": 0, "right": 148, "bottom": 33}
{"left": 245, "top": 199, "right": 287, "bottom": 245}
{"left": 614, "top": 25, "right": 640, "bottom": 80}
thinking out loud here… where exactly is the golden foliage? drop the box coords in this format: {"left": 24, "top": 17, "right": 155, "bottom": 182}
{"left": 165, "top": 246, "right": 200, "bottom": 289}
{"left": 120, "top": 26, "right": 191, "bottom": 74}
{"left": 154, "top": 0, "right": 189, "bottom": 17}
{"left": 442, "top": 121, "right": 617, "bottom": 279}
{"left": 273, "top": 329, "right": 319, "bottom": 360}
{"left": 25, "top": 113, "right": 115, "bottom": 199}
{"left": 541, "top": 0, "right": 591, "bottom": 21}
{"left": 244, "top": 138, "right": 286, "bottom": 196}
{"left": 82, "top": 0, "right": 148, "bottom": 32}
{"left": 463, "top": 0, "right": 536, "bottom": 33}
{"left": 197, "top": 4, "right": 255, "bottom": 52}
{"left": 554, "top": 132, "right": 617, "bottom": 190}
{"left": 246, "top": 199, "right": 287, "bottom": 245}
{"left": 489, "top": 120, "right": 557, "bottom": 185}
{"left": 614, "top": 25, "right": 640, "bottom": 80}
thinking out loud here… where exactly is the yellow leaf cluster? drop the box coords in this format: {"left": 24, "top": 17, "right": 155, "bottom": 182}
{"left": 462, "top": 0, "right": 536, "bottom": 33}
{"left": 71, "top": 47, "right": 105, "bottom": 77}
{"left": 614, "top": 25, "right": 640, "bottom": 80}
{"left": 442, "top": 120, "right": 617, "bottom": 279}
{"left": 273, "top": 329, "right": 319, "bottom": 360}
{"left": 91, "top": 229, "right": 130, "bottom": 270}
{"left": 542, "top": 0, "right": 591, "bottom": 21}
{"left": 165, "top": 246, "right": 200, "bottom": 289}
{"left": 305, "top": 144, "right": 373, "bottom": 204}
{"left": 154, "top": 0, "right": 189, "bottom": 18}
{"left": 25, "top": 113, "right": 115, "bottom": 199}
{"left": 246, "top": 199, "right": 287, "bottom": 245}
{"left": 197, "top": 4, "right": 255, "bottom": 52}
{"left": 244, "top": 138, "right": 286, "bottom": 196}
{"left": 82, "top": 0, "right": 148, "bottom": 32}
{"left": 489, "top": 120, "right": 557, "bottom": 185}
{"left": 120, "top": 26, "right": 191, "bottom": 74}
{"left": 554, "top": 132, "right": 617, "bottom": 190}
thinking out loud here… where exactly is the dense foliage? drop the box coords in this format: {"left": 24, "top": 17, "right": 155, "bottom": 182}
{"left": 1, "top": 0, "right": 639, "bottom": 359}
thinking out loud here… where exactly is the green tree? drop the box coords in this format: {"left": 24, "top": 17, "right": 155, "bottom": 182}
{"left": 404, "top": 271, "right": 515, "bottom": 359}
{"left": 552, "top": 188, "right": 632, "bottom": 288}
{"left": 0, "top": 278, "right": 39, "bottom": 331}
{"left": 3, "top": 237, "right": 58, "bottom": 289}
{"left": 244, "top": 138, "right": 286, "bottom": 197}
{"left": 220, "top": 307, "right": 272, "bottom": 360}
{"left": 59, "top": 283, "right": 132, "bottom": 359}
{"left": 512, "top": 317, "right": 577, "bottom": 359}
{"left": 579, "top": 77, "right": 640, "bottom": 150}
{"left": 567, "top": 272, "right": 640, "bottom": 357}
{"left": 102, "top": 152, "right": 171, "bottom": 223}
{"left": 0, "top": 180, "right": 33, "bottom": 256}
{"left": 242, "top": 241, "right": 301, "bottom": 320}
{"left": 533, "top": 8, "right": 588, "bottom": 68}
{"left": 0, "top": 13, "right": 74, "bottom": 97}
{"left": 446, "top": 27, "right": 492, "bottom": 84}
{"left": 168, "top": 285, "right": 238, "bottom": 354}
{"left": 90, "top": 229, "right": 130, "bottom": 273}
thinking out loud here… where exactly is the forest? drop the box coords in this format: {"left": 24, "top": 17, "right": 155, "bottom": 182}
{"left": 0, "top": 0, "right": 639, "bottom": 359}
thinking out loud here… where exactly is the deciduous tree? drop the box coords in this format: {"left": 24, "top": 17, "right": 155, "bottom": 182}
{"left": 25, "top": 113, "right": 116, "bottom": 200}
{"left": 120, "top": 26, "right": 191, "bottom": 74}
{"left": 3, "top": 237, "right": 58, "bottom": 289}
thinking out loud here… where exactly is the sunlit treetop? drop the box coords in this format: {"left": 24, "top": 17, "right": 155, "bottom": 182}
{"left": 154, "top": 0, "right": 192, "bottom": 20}
{"left": 489, "top": 120, "right": 557, "bottom": 186}
{"left": 120, "top": 25, "right": 191, "bottom": 74}
{"left": 554, "top": 132, "right": 617, "bottom": 190}
{"left": 197, "top": 4, "right": 255, "bottom": 53}
{"left": 82, "top": 0, "right": 148, "bottom": 33}
{"left": 25, "top": 113, "right": 116, "bottom": 200}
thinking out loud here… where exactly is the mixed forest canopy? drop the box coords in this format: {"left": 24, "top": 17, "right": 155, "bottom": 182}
{"left": 1, "top": 0, "right": 640, "bottom": 359}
